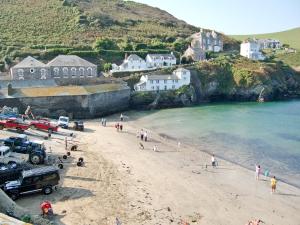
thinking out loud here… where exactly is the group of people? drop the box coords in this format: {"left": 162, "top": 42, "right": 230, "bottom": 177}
{"left": 138, "top": 129, "right": 148, "bottom": 142}
{"left": 115, "top": 123, "right": 123, "bottom": 132}
{"left": 255, "top": 164, "right": 277, "bottom": 193}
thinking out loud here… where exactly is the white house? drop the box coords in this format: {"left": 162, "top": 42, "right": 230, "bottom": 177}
{"left": 111, "top": 54, "right": 148, "bottom": 72}
{"left": 146, "top": 53, "right": 176, "bottom": 68}
{"left": 257, "top": 39, "right": 281, "bottom": 49}
{"left": 240, "top": 41, "right": 265, "bottom": 60}
{"left": 134, "top": 68, "right": 191, "bottom": 92}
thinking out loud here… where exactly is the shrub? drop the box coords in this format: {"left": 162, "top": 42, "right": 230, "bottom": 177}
{"left": 93, "top": 38, "right": 119, "bottom": 51}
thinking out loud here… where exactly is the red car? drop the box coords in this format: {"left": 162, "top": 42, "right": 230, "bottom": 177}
{"left": 29, "top": 120, "right": 58, "bottom": 133}
{"left": 0, "top": 119, "right": 29, "bottom": 133}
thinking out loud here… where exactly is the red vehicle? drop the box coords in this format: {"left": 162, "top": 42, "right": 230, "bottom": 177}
{"left": 29, "top": 120, "right": 58, "bottom": 133}
{"left": 0, "top": 119, "right": 29, "bottom": 133}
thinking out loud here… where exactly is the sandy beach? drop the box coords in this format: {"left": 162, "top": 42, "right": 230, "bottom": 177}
{"left": 1, "top": 116, "right": 300, "bottom": 225}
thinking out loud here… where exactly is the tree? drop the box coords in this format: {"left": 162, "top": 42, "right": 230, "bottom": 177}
{"left": 172, "top": 39, "right": 189, "bottom": 52}
{"left": 103, "top": 63, "right": 112, "bottom": 72}
{"left": 93, "top": 38, "right": 119, "bottom": 51}
{"left": 118, "top": 41, "right": 133, "bottom": 51}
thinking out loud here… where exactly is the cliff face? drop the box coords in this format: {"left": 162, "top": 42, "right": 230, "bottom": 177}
{"left": 129, "top": 57, "right": 300, "bottom": 109}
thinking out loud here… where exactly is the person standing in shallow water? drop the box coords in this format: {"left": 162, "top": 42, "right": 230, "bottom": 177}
{"left": 255, "top": 165, "right": 261, "bottom": 180}
{"left": 120, "top": 113, "right": 124, "bottom": 121}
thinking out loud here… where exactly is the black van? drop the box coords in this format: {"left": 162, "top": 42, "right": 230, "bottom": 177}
{"left": 4, "top": 166, "right": 60, "bottom": 200}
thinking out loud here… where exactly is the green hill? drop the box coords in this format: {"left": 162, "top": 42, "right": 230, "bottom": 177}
{"left": 0, "top": 0, "right": 239, "bottom": 71}
{"left": 230, "top": 27, "right": 300, "bottom": 50}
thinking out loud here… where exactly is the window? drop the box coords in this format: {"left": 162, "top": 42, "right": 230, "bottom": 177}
{"left": 172, "top": 85, "right": 175, "bottom": 89}
{"left": 17, "top": 69, "right": 24, "bottom": 80}
{"left": 87, "top": 67, "right": 93, "bottom": 77}
{"left": 71, "top": 67, "right": 76, "bottom": 78}
{"left": 30, "top": 68, "right": 35, "bottom": 74}
{"left": 156, "top": 80, "right": 159, "bottom": 84}
{"left": 53, "top": 67, "right": 60, "bottom": 78}
{"left": 150, "top": 80, "right": 153, "bottom": 84}
{"left": 164, "top": 85, "right": 167, "bottom": 90}
{"left": 43, "top": 173, "right": 58, "bottom": 181}
{"left": 22, "top": 177, "right": 32, "bottom": 185}
{"left": 151, "top": 86, "right": 154, "bottom": 90}
{"left": 172, "top": 80, "right": 175, "bottom": 83}
{"left": 175, "top": 80, "right": 178, "bottom": 83}
{"left": 79, "top": 67, "right": 84, "bottom": 77}
{"left": 40, "top": 69, "right": 47, "bottom": 79}
{"left": 164, "top": 80, "right": 167, "bottom": 84}
{"left": 63, "top": 67, "right": 68, "bottom": 78}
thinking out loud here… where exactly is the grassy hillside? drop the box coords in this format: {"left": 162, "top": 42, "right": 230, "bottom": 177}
{"left": 230, "top": 27, "right": 300, "bottom": 50}
{"left": 0, "top": 0, "right": 239, "bottom": 72}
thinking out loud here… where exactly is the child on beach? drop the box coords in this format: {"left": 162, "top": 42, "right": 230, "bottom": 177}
{"left": 144, "top": 131, "right": 148, "bottom": 142}
{"left": 271, "top": 176, "right": 277, "bottom": 194}
{"left": 153, "top": 145, "right": 158, "bottom": 152}
{"left": 255, "top": 165, "right": 261, "bottom": 180}
{"left": 140, "top": 129, "right": 144, "bottom": 141}
{"left": 120, "top": 124, "right": 123, "bottom": 132}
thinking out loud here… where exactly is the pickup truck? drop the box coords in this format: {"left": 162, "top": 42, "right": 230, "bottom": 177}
{"left": 2, "top": 135, "right": 47, "bottom": 164}
{"left": 29, "top": 119, "right": 58, "bottom": 133}
{"left": 0, "top": 162, "right": 32, "bottom": 186}
{"left": 0, "top": 146, "right": 29, "bottom": 165}
{"left": 0, "top": 119, "right": 29, "bottom": 133}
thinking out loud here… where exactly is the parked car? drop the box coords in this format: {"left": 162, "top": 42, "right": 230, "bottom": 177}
{"left": 0, "top": 162, "right": 32, "bottom": 187}
{"left": 73, "top": 121, "right": 84, "bottom": 131}
{"left": 3, "top": 166, "right": 60, "bottom": 200}
{"left": 0, "top": 119, "right": 29, "bottom": 133}
{"left": 29, "top": 120, "right": 58, "bottom": 133}
{"left": 57, "top": 116, "right": 69, "bottom": 129}
{"left": 0, "top": 146, "right": 29, "bottom": 165}
{"left": 2, "top": 135, "right": 47, "bottom": 164}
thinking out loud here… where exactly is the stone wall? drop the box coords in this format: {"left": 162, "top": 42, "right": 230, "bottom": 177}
{"left": 0, "top": 89, "right": 131, "bottom": 119}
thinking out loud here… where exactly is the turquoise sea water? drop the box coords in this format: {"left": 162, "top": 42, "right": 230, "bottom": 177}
{"left": 129, "top": 101, "right": 300, "bottom": 188}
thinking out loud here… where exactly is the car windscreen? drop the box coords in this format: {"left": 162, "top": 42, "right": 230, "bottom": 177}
{"left": 60, "top": 118, "right": 68, "bottom": 122}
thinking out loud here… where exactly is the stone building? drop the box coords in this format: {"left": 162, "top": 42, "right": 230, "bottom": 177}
{"left": 182, "top": 38, "right": 206, "bottom": 62}
{"left": 191, "top": 29, "right": 223, "bottom": 52}
{"left": 47, "top": 55, "right": 97, "bottom": 79}
{"left": 10, "top": 55, "right": 97, "bottom": 80}
{"left": 240, "top": 40, "right": 265, "bottom": 60}
{"left": 10, "top": 56, "right": 50, "bottom": 80}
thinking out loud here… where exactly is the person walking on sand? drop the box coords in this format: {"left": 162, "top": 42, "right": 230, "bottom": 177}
{"left": 211, "top": 154, "right": 216, "bottom": 168}
{"left": 144, "top": 131, "right": 148, "bottom": 142}
{"left": 103, "top": 118, "right": 107, "bottom": 127}
{"left": 140, "top": 129, "right": 144, "bottom": 141}
{"left": 271, "top": 176, "right": 277, "bottom": 194}
{"left": 120, "top": 124, "right": 123, "bottom": 132}
{"left": 153, "top": 145, "right": 158, "bottom": 152}
{"left": 255, "top": 165, "right": 261, "bottom": 180}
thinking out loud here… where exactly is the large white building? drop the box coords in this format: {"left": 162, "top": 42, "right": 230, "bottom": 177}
{"left": 134, "top": 68, "right": 190, "bottom": 92}
{"left": 146, "top": 53, "right": 176, "bottom": 68}
{"left": 111, "top": 54, "right": 148, "bottom": 72}
{"left": 240, "top": 41, "right": 266, "bottom": 60}
{"left": 257, "top": 39, "right": 281, "bottom": 49}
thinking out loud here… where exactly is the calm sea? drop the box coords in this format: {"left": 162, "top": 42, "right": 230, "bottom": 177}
{"left": 128, "top": 101, "right": 300, "bottom": 188}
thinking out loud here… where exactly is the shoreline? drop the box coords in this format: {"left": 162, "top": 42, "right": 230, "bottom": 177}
{"left": 124, "top": 119, "right": 300, "bottom": 190}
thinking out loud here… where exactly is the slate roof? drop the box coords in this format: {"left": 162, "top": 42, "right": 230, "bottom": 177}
{"left": 147, "top": 74, "right": 180, "bottom": 80}
{"left": 12, "top": 56, "right": 46, "bottom": 68}
{"left": 47, "top": 55, "right": 96, "bottom": 67}
{"left": 147, "top": 54, "right": 176, "bottom": 60}
{"left": 127, "top": 54, "right": 144, "bottom": 61}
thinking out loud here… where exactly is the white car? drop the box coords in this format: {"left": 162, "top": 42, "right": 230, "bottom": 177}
{"left": 58, "top": 116, "right": 69, "bottom": 129}
{"left": 0, "top": 146, "right": 28, "bottom": 165}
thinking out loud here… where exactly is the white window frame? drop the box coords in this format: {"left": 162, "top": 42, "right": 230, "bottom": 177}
{"left": 79, "top": 67, "right": 84, "bottom": 78}
{"left": 40, "top": 69, "right": 47, "bottom": 79}
{"left": 53, "top": 67, "right": 60, "bottom": 78}
{"left": 63, "top": 67, "right": 69, "bottom": 78}
{"left": 87, "top": 67, "right": 93, "bottom": 77}
{"left": 71, "top": 67, "right": 77, "bottom": 78}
